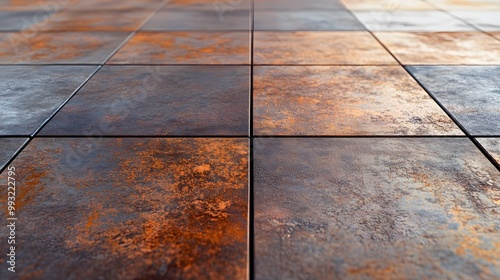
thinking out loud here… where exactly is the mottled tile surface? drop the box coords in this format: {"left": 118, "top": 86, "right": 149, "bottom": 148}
{"left": 341, "top": 0, "right": 435, "bottom": 10}
{"left": 408, "top": 66, "right": 500, "bottom": 135}
{"left": 41, "top": 66, "right": 249, "bottom": 136}
{"left": 255, "top": 11, "right": 363, "bottom": 31}
{"left": 375, "top": 32, "right": 500, "bottom": 65}
{"left": 254, "top": 32, "right": 396, "bottom": 65}
{"left": 0, "top": 0, "right": 69, "bottom": 11}
{"left": 452, "top": 11, "right": 500, "bottom": 31}
{"left": 143, "top": 10, "right": 250, "bottom": 31}
{"left": 254, "top": 66, "right": 461, "bottom": 135}
{"left": 0, "top": 32, "right": 128, "bottom": 64}
{"left": 477, "top": 138, "right": 500, "bottom": 165}
{"left": 35, "top": 11, "right": 150, "bottom": 31}
{"left": 68, "top": 0, "right": 162, "bottom": 11}
{"left": 0, "top": 66, "right": 96, "bottom": 135}
{"left": 254, "top": 138, "right": 500, "bottom": 280}
{"left": 0, "top": 138, "right": 248, "bottom": 279}
{"left": 255, "top": 0, "right": 344, "bottom": 10}
{"left": 0, "top": 138, "right": 26, "bottom": 170}
{"left": 354, "top": 11, "right": 473, "bottom": 31}
{"left": 427, "top": 0, "right": 500, "bottom": 10}
{"left": 164, "top": 0, "right": 251, "bottom": 10}
{"left": 110, "top": 32, "right": 250, "bottom": 64}
{"left": 0, "top": 11, "right": 52, "bottom": 31}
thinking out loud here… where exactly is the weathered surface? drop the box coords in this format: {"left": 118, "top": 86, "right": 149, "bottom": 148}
{"left": 254, "top": 31, "right": 397, "bottom": 65}
{"left": 0, "top": 138, "right": 248, "bottom": 279}
{"left": 110, "top": 32, "right": 250, "bottom": 64}
{"left": 477, "top": 138, "right": 500, "bottom": 165}
{"left": 35, "top": 11, "right": 150, "bottom": 31}
{"left": 253, "top": 66, "right": 462, "bottom": 135}
{"left": 0, "top": 66, "right": 96, "bottom": 135}
{"left": 254, "top": 138, "right": 500, "bottom": 280}
{"left": 408, "top": 66, "right": 500, "bottom": 135}
{"left": 255, "top": 0, "right": 344, "bottom": 10}
{"left": 144, "top": 10, "right": 250, "bottom": 31}
{"left": 255, "top": 11, "right": 362, "bottom": 31}
{"left": 41, "top": 66, "right": 249, "bottom": 136}
{"left": 375, "top": 32, "right": 500, "bottom": 65}
{"left": 0, "top": 138, "right": 26, "bottom": 170}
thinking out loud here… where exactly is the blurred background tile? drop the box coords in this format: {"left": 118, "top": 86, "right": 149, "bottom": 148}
{"left": 451, "top": 11, "right": 500, "bottom": 31}
{"left": 0, "top": 11, "right": 53, "bottom": 31}
{"left": 143, "top": 10, "right": 250, "bottom": 31}
{"left": 255, "top": 0, "right": 345, "bottom": 10}
{"left": 255, "top": 10, "right": 363, "bottom": 31}
{"left": 341, "top": 0, "right": 435, "bottom": 10}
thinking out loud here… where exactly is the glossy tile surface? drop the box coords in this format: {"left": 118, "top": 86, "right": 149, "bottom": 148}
{"left": 0, "top": 138, "right": 248, "bottom": 279}
{"left": 41, "top": 66, "right": 249, "bottom": 136}
{"left": 427, "top": 0, "right": 500, "bottom": 10}
{"left": 110, "top": 32, "right": 250, "bottom": 64}
{"left": 408, "top": 66, "right": 500, "bottom": 135}
{"left": 35, "top": 11, "right": 150, "bottom": 31}
{"left": 0, "top": 138, "right": 26, "bottom": 170}
{"left": 452, "top": 11, "right": 500, "bottom": 31}
{"left": 254, "top": 66, "right": 462, "bottom": 135}
{"left": 375, "top": 32, "right": 500, "bottom": 65}
{"left": 0, "top": 32, "right": 127, "bottom": 64}
{"left": 354, "top": 11, "right": 473, "bottom": 31}
{"left": 254, "top": 138, "right": 500, "bottom": 280}
{"left": 254, "top": 32, "right": 396, "bottom": 65}
{"left": 255, "top": 11, "right": 363, "bottom": 31}
{"left": 477, "top": 138, "right": 500, "bottom": 165}
{"left": 0, "top": 66, "right": 96, "bottom": 135}
{"left": 341, "top": 0, "right": 435, "bottom": 10}
{"left": 143, "top": 10, "right": 250, "bottom": 31}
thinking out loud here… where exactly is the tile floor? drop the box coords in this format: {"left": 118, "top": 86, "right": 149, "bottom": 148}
{"left": 0, "top": 0, "right": 499, "bottom": 279}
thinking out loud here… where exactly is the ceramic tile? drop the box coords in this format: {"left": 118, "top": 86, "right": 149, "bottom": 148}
{"left": 35, "top": 11, "right": 150, "bottom": 31}
{"left": 452, "top": 11, "right": 500, "bottom": 31}
{"left": 255, "top": 11, "right": 363, "bottom": 31}
{"left": 255, "top": 0, "right": 345, "bottom": 10}
{"left": 0, "top": 138, "right": 26, "bottom": 170}
{"left": 477, "top": 138, "right": 500, "bottom": 165}
{"left": 0, "top": 11, "right": 52, "bottom": 31}
{"left": 143, "top": 10, "right": 250, "bottom": 31}
{"left": 341, "top": 0, "right": 435, "bottom": 10}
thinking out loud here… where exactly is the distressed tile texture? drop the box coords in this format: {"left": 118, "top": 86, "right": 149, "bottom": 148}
{"left": 0, "top": 138, "right": 248, "bottom": 279}
{"left": 254, "top": 138, "right": 500, "bottom": 280}
{"left": 408, "top": 66, "right": 500, "bottom": 135}
{"left": 0, "top": 138, "right": 26, "bottom": 170}
{"left": 254, "top": 66, "right": 462, "bottom": 135}
{"left": 255, "top": 11, "right": 363, "bottom": 31}
{"left": 143, "top": 10, "right": 251, "bottom": 31}
{"left": 477, "top": 138, "right": 500, "bottom": 165}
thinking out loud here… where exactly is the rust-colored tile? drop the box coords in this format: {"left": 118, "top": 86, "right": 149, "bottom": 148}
{"left": 477, "top": 138, "right": 500, "bottom": 165}
{"left": 35, "top": 11, "right": 150, "bottom": 31}
{"left": 0, "top": 138, "right": 248, "bottom": 279}
{"left": 67, "top": 0, "right": 162, "bottom": 11}
{"left": 110, "top": 32, "right": 250, "bottom": 64}
{"left": 40, "top": 66, "right": 249, "bottom": 136}
{"left": 0, "top": 138, "right": 26, "bottom": 170}
{"left": 0, "top": 32, "right": 128, "bottom": 64}
{"left": 254, "top": 66, "right": 462, "bottom": 135}
{"left": 254, "top": 137, "right": 500, "bottom": 280}
{"left": 0, "top": 66, "right": 96, "bottom": 135}
{"left": 375, "top": 32, "right": 500, "bottom": 65}
{"left": 0, "top": 0, "right": 74, "bottom": 11}
{"left": 427, "top": 0, "right": 500, "bottom": 10}
{"left": 254, "top": 31, "right": 396, "bottom": 65}
{"left": 164, "top": 0, "right": 251, "bottom": 10}
{"left": 341, "top": 0, "right": 435, "bottom": 10}
{"left": 143, "top": 10, "right": 250, "bottom": 31}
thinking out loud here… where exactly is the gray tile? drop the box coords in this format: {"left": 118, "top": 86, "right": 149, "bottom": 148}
{"left": 477, "top": 138, "right": 500, "bottom": 165}
{"left": 254, "top": 137, "right": 500, "bottom": 280}
{"left": 40, "top": 66, "right": 249, "bottom": 136}
{"left": 354, "top": 11, "right": 473, "bottom": 31}
{"left": 255, "top": 11, "right": 363, "bottom": 31}
{"left": 452, "top": 11, "right": 500, "bottom": 31}
{"left": 255, "top": 0, "right": 345, "bottom": 10}
{"left": 0, "top": 138, "right": 26, "bottom": 170}
{"left": 0, "top": 66, "right": 96, "bottom": 135}
{"left": 408, "top": 66, "right": 500, "bottom": 135}
{"left": 0, "top": 11, "right": 52, "bottom": 31}
{"left": 143, "top": 10, "right": 250, "bottom": 31}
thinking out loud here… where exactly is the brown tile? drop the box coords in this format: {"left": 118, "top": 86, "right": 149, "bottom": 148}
{"left": 110, "top": 32, "right": 250, "bottom": 64}
{"left": 341, "top": 0, "right": 435, "bottom": 10}
{"left": 254, "top": 137, "right": 500, "bottom": 279}
{"left": 253, "top": 66, "right": 462, "bottom": 135}
{"left": 0, "top": 137, "right": 248, "bottom": 279}
{"left": 254, "top": 32, "right": 396, "bottom": 65}
{"left": 427, "top": 0, "right": 500, "bottom": 10}
{"left": 40, "top": 66, "right": 249, "bottom": 136}
{"left": 0, "top": 32, "right": 128, "bottom": 64}
{"left": 375, "top": 32, "right": 500, "bottom": 65}
{"left": 0, "top": 138, "right": 26, "bottom": 170}
{"left": 35, "top": 11, "right": 150, "bottom": 31}
{"left": 490, "top": 32, "right": 500, "bottom": 41}
{"left": 477, "top": 138, "right": 500, "bottom": 165}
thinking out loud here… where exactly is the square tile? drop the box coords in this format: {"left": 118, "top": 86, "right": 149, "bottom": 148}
{"left": 0, "top": 66, "right": 96, "bottom": 135}
{"left": 477, "top": 138, "right": 500, "bottom": 165}
{"left": 0, "top": 138, "right": 248, "bottom": 279}
{"left": 254, "top": 31, "right": 396, "bottom": 65}
{"left": 354, "top": 11, "right": 473, "bottom": 31}
{"left": 143, "top": 10, "right": 250, "bottom": 31}
{"left": 452, "top": 11, "right": 500, "bottom": 31}
{"left": 164, "top": 0, "right": 251, "bottom": 10}
{"left": 427, "top": 0, "right": 500, "bottom": 10}
{"left": 0, "top": 32, "right": 128, "bottom": 64}
{"left": 109, "top": 32, "right": 250, "bottom": 64}
{"left": 341, "top": 0, "right": 435, "bottom": 10}
{"left": 255, "top": 0, "right": 345, "bottom": 10}
{"left": 375, "top": 32, "right": 500, "bottom": 65}
{"left": 0, "top": 138, "right": 27, "bottom": 170}
{"left": 41, "top": 66, "right": 249, "bottom": 136}
{"left": 254, "top": 66, "right": 461, "bottom": 135}
{"left": 34, "top": 11, "right": 150, "bottom": 31}
{"left": 408, "top": 66, "right": 500, "bottom": 135}
{"left": 254, "top": 137, "right": 500, "bottom": 280}
{"left": 255, "top": 11, "right": 363, "bottom": 31}
{"left": 0, "top": 11, "right": 52, "bottom": 31}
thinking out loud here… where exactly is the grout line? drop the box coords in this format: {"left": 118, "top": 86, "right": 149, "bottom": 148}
{"left": 249, "top": 0, "right": 255, "bottom": 279}
{"left": 34, "top": 135, "right": 250, "bottom": 138}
